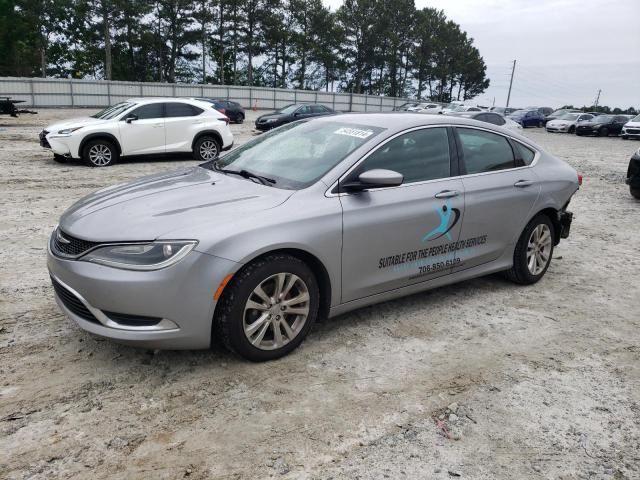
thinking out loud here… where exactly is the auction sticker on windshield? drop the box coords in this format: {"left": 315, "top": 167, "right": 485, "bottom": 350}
{"left": 334, "top": 127, "right": 374, "bottom": 138}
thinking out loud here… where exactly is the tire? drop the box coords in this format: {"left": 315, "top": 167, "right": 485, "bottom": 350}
{"left": 576, "top": 132, "right": 583, "bottom": 136}
{"left": 622, "top": 135, "right": 628, "bottom": 140}
{"left": 631, "top": 187, "right": 640, "bottom": 200}
{"left": 214, "top": 254, "right": 320, "bottom": 361}
{"left": 236, "top": 113, "right": 244, "bottom": 124}
{"left": 568, "top": 126, "right": 575, "bottom": 134}
{"left": 53, "top": 154, "right": 66, "bottom": 163}
{"left": 193, "top": 135, "right": 221, "bottom": 161}
{"left": 82, "top": 139, "right": 118, "bottom": 167}
{"left": 537, "top": 121, "right": 543, "bottom": 128}
{"left": 599, "top": 127, "right": 609, "bottom": 137}
{"left": 504, "top": 214, "right": 555, "bottom": 285}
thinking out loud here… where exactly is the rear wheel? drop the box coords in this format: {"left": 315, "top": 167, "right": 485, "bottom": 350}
{"left": 631, "top": 187, "right": 640, "bottom": 200}
{"left": 599, "top": 127, "right": 609, "bottom": 137}
{"left": 214, "top": 254, "right": 319, "bottom": 361}
{"left": 82, "top": 139, "right": 118, "bottom": 167}
{"left": 193, "top": 136, "right": 220, "bottom": 161}
{"left": 505, "top": 214, "right": 555, "bottom": 285}
{"left": 236, "top": 113, "right": 244, "bottom": 124}
{"left": 537, "top": 121, "right": 543, "bottom": 128}
{"left": 568, "top": 126, "right": 575, "bottom": 134}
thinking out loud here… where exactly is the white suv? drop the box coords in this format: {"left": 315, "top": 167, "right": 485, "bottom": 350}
{"left": 40, "top": 98, "right": 234, "bottom": 167}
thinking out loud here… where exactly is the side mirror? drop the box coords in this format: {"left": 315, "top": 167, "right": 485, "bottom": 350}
{"left": 124, "top": 114, "right": 138, "bottom": 123}
{"left": 341, "top": 169, "right": 404, "bottom": 191}
{"left": 293, "top": 112, "right": 301, "bottom": 117}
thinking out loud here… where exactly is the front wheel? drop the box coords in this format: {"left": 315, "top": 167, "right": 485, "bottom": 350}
{"left": 214, "top": 254, "right": 320, "bottom": 361}
{"left": 82, "top": 139, "right": 118, "bottom": 167}
{"left": 193, "top": 136, "right": 220, "bottom": 161}
{"left": 622, "top": 135, "right": 628, "bottom": 140}
{"left": 537, "top": 121, "right": 543, "bottom": 128}
{"left": 631, "top": 187, "right": 640, "bottom": 199}
{"left": 505, "top": 214, "right": 555, "bottom": 285}
{"left": 599, "top": 127, "right": 609, "bottom": 137}
{"left": 568, "top": 126, "right": 575, "bottom": 134}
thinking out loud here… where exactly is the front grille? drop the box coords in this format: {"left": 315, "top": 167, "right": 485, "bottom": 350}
{"left": 626, "top": 128, "right": 640, "bottom": 134}
{"left": 39, "top": 130, "right": 51, "bottom": 148}
{"left": 51, "top": 277, "right": 100, "bottom": 324}
{"left": 51, "top": 228, "right": 100, "bottom": 258}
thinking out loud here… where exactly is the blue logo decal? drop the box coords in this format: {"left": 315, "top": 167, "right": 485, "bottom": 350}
{"left": 422, "top": 200, "right": 461, "bottom": 242}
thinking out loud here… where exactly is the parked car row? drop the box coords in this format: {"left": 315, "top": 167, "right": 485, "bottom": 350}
{"left": 545, "top": 111, "right": 638, "bottom": 138}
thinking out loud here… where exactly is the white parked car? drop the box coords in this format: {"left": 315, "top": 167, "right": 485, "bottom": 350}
{"left": 546, "top": 112, "right": 594, "bottom": 134}
{"left": 443, "top": 105, "right": 484, "bottom": 115}
{"left": 621, "top": 114, "right": 640, "bottom": 140}
{"left": 407, "top": 102, "right": 443, "bottom": 114}
{"left": 39, "top": 98, "right": 234, "bottom": 167}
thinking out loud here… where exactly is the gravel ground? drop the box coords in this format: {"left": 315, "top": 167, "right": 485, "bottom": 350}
{"left": 1, "top": 109, "right": 639, "bottom": 480}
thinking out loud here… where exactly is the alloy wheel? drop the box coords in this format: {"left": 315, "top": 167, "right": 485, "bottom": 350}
{"left": 243, "top": 272, "right": 310, "bottom": 351}
{"left": 88, "top": 144, "right": 112, "bottom": 166}
{"left": 526, "top": 224, "right": 552, "bottom": 275}
{"left": 199, "top": 140, "right": 219, "bottom": 160}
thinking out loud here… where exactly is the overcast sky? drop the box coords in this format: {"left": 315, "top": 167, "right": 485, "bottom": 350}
{"left": 322, "top": 0, "right": 640, "bottom": 109}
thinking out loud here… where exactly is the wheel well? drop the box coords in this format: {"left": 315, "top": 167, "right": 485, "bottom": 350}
{"left": 192, "top": 130, "right": 223, "bottom": 151}
{"left": 79, "top": 133, "right": 122, "bottom": 156}
{"left": 232, "top": 248, "right": 332, "bottom": 321}
{"left": 536, "top": 207, "right": 561, "bottom": 245}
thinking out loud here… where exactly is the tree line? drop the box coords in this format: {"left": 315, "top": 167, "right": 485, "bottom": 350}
{"left": 561, "top": 105, "right": 638, "bottom": 116}
{"left": 0, "top": 0, "right": 490, "bottom": 101}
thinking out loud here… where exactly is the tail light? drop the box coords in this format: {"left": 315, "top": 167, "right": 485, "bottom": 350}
{"left": 578, "top": 174, "right": 583, "bottom": 186}
{"left": 217, "top": 116, "right": 230, "bottom": 125}
{"left": 215, "top": 107, "right": 226, "bottom": 115}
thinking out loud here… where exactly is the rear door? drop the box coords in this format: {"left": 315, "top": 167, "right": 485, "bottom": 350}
{"left": 164, "top": 102, "right": 205, "bottom": 152}
{"left": 340, "top": 126, "right": 465, "bottom": 302}
{"left": 451, "top": 127, "right": 540, "bottom": 272}
{"left": 118, "top": 103, "right": 165, "bottom": 156}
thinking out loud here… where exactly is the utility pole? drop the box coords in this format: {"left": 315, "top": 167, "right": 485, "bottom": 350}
{"left": 594, "top": 89, "right": 601, "bottom": 112}
{"left": 506, "top": 59, "right": 516, "bottom": 107}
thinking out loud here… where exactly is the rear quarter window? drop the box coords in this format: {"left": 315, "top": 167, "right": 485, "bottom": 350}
{"left": 511, "top": 141, "right": 536, "bottom": 166}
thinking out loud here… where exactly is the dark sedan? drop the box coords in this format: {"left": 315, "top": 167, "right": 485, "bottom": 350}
{"left": 255, "top": 103, "right": 336, "bottom": 131}
{"left": 575, "top": 115, "right": 629, "bottom": 137}
{"left": 508, "top": 109, "right": 546, "bottom": 128}
{"left": 626, "top": 147, "right": 640, "bottom": 199}
{"left": 195, "top": 98, "right": 246, "bottom": 123}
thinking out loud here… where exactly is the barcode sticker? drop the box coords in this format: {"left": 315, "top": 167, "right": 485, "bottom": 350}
{"left": 334, "top": 127, "right": 374, "bottom": 139}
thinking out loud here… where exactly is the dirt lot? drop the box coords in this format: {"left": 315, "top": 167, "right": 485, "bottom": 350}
{"left": 1, "top": 109, "right": 639, "bottom": 480}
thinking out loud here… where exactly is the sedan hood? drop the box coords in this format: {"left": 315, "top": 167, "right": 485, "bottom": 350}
{"left": 257, "top": 112, "right": 286, "bottom": 121}
{"left": 45, "top": 116, "right": 109, "bottom": 133}
{"left": 59, "top": 167, "right": 294, "bottom": 242}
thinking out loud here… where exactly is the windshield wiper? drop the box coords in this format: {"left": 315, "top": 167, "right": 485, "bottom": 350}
{"left": 212, "top": 161, "right": 276, "bottom": 186}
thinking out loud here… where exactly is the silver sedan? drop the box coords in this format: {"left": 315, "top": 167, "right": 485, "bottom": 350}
{"left": 48, "top": 114, "right": 580, "bottom": 361}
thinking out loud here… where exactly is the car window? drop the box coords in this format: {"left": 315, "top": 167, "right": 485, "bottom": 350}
{"left": 130, "top": 103, "right": 164, "bottom": 120}
{"left": 468, "top": 107, "right": 481, "bottom": 111}
{"left": 457, "top": 128, "right": 515, "bottom": 174}
{"left": 485, "top": 113, "right": 505, "bottom": 126}
{"left": 165, "top": 102, "right": 202, "bottom": 117}
{"left": 511, "top": 141, "right": 536, "bottom": 166}
{"left": 311, "top": 105, "right": 326, "bottom": 114}
{"left": 579, "top": 114, "right": 593, "bottom": 121}
{"left": 353, "top": 127, "right": 451, "bottom": 184}
{"left": 297, "top": 106, "right": 312, "bottom": 115}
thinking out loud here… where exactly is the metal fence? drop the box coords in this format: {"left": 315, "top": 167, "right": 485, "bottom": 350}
{"left": 0, "top": 77, "right": 410, "bottom": 112}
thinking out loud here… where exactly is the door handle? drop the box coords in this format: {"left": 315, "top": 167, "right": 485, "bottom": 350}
{"left": 434, "top": 190, "right": 460, "bottom": 199}
{"left": 514, "top": 180, "right": 534, "bottom": 187}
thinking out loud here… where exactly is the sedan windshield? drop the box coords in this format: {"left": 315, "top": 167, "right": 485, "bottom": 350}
{"left": 559, "top": 113, "right": 579, "bottom": 120}
{"left": 212, "top": 120, "right": 385, "bottom": 189}
{"left": 632, "top": 114, "right": 640, "bottom": 122}
{"left": 91, "top": 102, "right": 136, "bottom": 120}
{"left": 276, "top": 104, "right": 298, "bottom": 114}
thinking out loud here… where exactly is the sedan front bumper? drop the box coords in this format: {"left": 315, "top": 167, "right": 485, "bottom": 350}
{"left": 47, "top": 247, "right": 241, "bottom": 349}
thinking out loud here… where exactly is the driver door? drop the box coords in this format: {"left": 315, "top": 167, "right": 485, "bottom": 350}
{"left": 339, "top": 127, "right": 465, "bottom": 302}
{"left": 118, "top": 103, "right": 166, "bottom": 156}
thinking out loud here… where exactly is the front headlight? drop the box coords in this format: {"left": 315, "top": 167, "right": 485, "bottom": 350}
{"left": 265, "top": 118, "right": 279, "bottom": 123}
{"left": 81, "top": 240, "right": 197, "bottom": 270}
{"left": 57, "top": 126, "right": 83, "bottom": 135}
